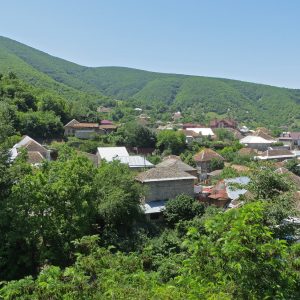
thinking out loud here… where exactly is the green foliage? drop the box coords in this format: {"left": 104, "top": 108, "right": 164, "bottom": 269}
{"left": 1, "top": 36, "right": 300, "bottom": 127}
{"left": 1, "top": 203, "right": 299, "bottom": 299}
{"left": 17, "top": 111, "right": 63, "bottom": 138}
{"left": 214, "top": 128, "right": 235, "bottom": 141}
{"left": 164, "top": 195, "right": 206, "bottom": 226}
{"left": 209, "top": 157, "right": 225, "bottom": 171}
{"left": 115, "top": 121, "right": 156, "bottom": 148}
{"left": 0, "top": 148, "right": 144, "bottom": 280}
{"left": 180, "top": 202, "right": 298, "bottom": 299}
{"left": 156, "top": 130, "right": 186, "bottom": 155}
{"left": 285, "top": 158, "right": 300, "bottom": 176}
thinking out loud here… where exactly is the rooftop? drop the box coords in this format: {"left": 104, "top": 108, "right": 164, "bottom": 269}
{"left": 27, "top": 151, "right": 44, "bottom": 164}
{"left": 72, "top": 123, "right": 99, "bottom": 128}
{"left": 240, "top": 135, "right": 276, "bottom": 144}
{"left": 194, "top": 148, "right": 224, "bottom": 162}
{"left": 186, "top": 128, "right": 215, "bottom": 136}
{"left": 114, "top": 155, "right": 153, "bottom": 168}
{"left": 97, "top": 147, "right": 129, "bottom": 162}
{"left": 136, "top": 167, "right": 197, "bottom": 183}
{"left": 156, "top": 158, "right": 196, "bottom": 172}
{"left": 141, "top": 200, "right": 166, "bottom": 214}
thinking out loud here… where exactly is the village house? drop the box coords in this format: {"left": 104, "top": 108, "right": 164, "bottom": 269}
{"left": 185, "top": 127, "right": 215, "bottom": 137}
{"left": 64, "top": 119, "right": 117, "bottom": 139}
{"left": 194, "top": 148, "right": 225, "bottom": 180}
{"left": 239, "top": 135, "right": 277, "bottom": 151}
{"left": 254, "top": 128, "right": 275, "bottom": 141}
{"left": 255, "top": 149, "right": 296, "bottom": 161}
{"left": 279, "top": 132, "right": 300, "bottom": 149}
{"left": 136, "top": 167, "right": 197, "bottom": 220}
{"left": 181, "top": 127, "right": 215, "bottom": 143}
{"left": 198, "top": 176, "right": 250, "bottom": 208}
{"left": 10, "top": 135, "right": 51, "bottom": 165}
{"left": 210, "top": 119, "right": 237, "bottom": 129}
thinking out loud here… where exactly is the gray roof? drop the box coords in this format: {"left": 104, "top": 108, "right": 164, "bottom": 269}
{"left": 114, "top": 155, "right": 153, "bottom": 168}
{"left": 224, "top": 176, "right": 250, "bottom": 201}
{"left": 136, "top": 167, "right": 197, "bottom": 183}
{"left": 156, "top": 158, "right": 196, "bottom": 172}
{"left": 141, "top": 200, "right": 166, "bottom": 214}
{"left": 97, "top": 147, "right": 129, "bottom": 162}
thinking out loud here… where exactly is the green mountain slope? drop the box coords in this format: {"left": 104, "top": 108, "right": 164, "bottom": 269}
{"left": 1, "top": 36, "right": 300, "bottom": 127}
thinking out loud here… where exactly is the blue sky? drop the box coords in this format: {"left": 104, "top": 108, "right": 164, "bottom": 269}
{"left": 1, "top": 0, "right": 300, "bottom": 88}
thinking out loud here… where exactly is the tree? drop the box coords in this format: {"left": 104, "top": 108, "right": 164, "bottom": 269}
{"left": 210, "top": 157, "right": 224, "bottom": 171}
{"left": 116, "top": 122, "right": 156, "bottom": 148}
{"left": 17, "top": 111, "right": 63, "bottom": 139}
{"left": 157, "top": 130, "right": 186, "bottom": 155}
{"left": 180, "top": 202, "right": 298, "bottom": 299}
{"left": 285, "top": 158, "right": 300, "bottom": 176}
{"left": 164, "top": 195, "right": 205, "bottom": 226}
{"left": 38, "top": 93, "right": 70, "bottom": 122}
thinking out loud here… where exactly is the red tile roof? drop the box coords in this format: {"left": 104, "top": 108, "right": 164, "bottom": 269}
{"left": 100, "top": 120, "right": 113, "bottom": 125}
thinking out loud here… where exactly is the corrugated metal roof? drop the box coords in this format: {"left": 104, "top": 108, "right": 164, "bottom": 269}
{"left": 97, "top": 147, "right": 129, "bottom": 162}
{"left": 136, "top": 167, "right": 197, "bottom": 182}
{"left": 142, "top": 200, "right": 166, "bottom": 214}
{"left": 114, "top": 155, "right": 153, "bottom": 168}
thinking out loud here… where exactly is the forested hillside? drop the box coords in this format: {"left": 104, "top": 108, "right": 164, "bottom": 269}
{"left": 1, "top": 36, "right": 300, "bottom": 127}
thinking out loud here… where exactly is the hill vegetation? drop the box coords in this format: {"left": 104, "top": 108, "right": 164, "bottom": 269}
{"left": 1, "top": 36, "right": 300, "bottom": 128}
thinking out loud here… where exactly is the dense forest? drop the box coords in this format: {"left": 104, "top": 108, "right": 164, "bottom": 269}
{"left": 1, "top": 36, "right": 300, "bottom": 128}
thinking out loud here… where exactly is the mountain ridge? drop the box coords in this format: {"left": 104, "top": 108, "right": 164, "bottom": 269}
{"left": 1, "top": 36, "right": 300, "bottom": 128}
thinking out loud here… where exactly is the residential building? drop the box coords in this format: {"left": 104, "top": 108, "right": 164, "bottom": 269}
{"left": 10, "top": 135, "right": 51, "bottom": 165}
{"left": 279, "top": 132, "right": 300, "bottom": 149}
{"left": 255, "top": 149, "right": 296, "bottom": 161}
{"left": 137, "top": 167, "right": 197, "bottom": 219}
{"left": 194, "top": 148, "right": 225, "bottom": 180}
{"left": 239, "top": 135, "right": 276, "bottom": 151}
{"left": 185, "top": 127, "right": 215, "bottom": 137}
{"left": 64, "top": 119, "right": 117, "bottom": 139}
{"left": 210, "top": 119, "right": 237, "bottom": 129}
{"left": 200, "top": 176, "right": 250, "bottom": 208}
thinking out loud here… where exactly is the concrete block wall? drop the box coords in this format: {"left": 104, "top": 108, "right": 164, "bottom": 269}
{"left": 144, "top": 179, "right": 194, "bottom": 202}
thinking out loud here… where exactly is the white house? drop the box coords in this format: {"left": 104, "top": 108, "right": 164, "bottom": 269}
{"left": 240, "top": 135, "right": 276, "bottom": 151}
{"left": 186, "top": 128, "right": 215, "bottom": 137}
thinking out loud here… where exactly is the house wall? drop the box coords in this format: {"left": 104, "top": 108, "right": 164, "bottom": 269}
{"left": 245, "top": 143, "right": 271, "bottom": 151}
{"left": 195, "top": 161, "right": 210, "bottom": 174}
{"left": 143, "top": 179, "right": 195, "bottom": 202}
